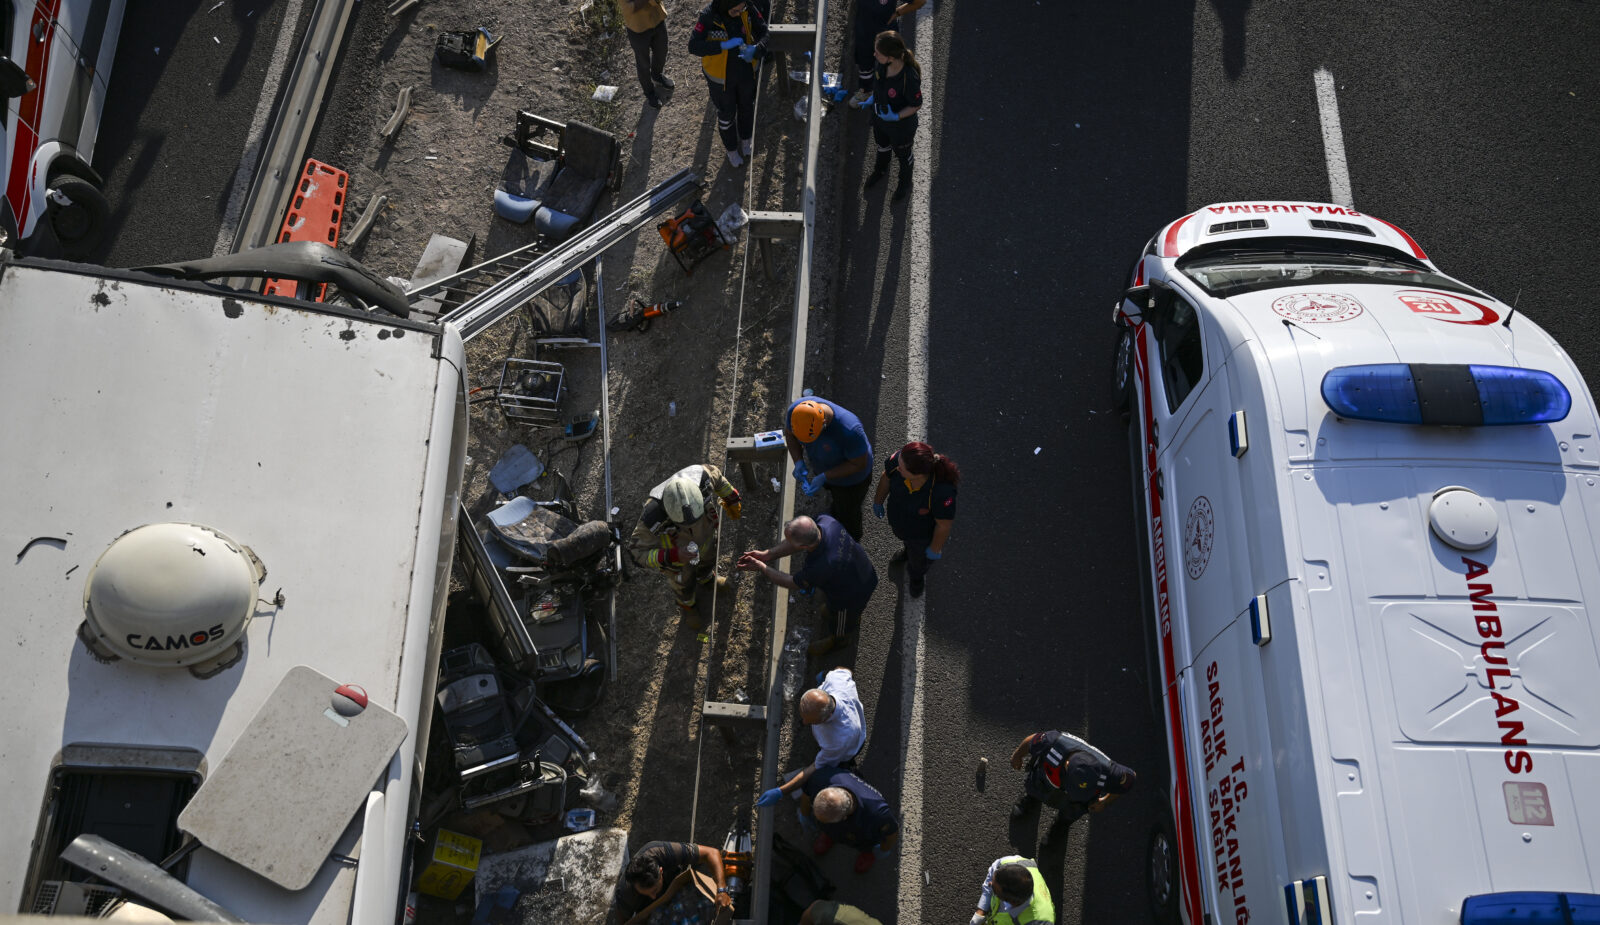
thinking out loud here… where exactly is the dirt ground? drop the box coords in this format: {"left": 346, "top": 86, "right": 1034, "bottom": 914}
{"left": 312, "top": 0, "right": 852, "bottom": 917}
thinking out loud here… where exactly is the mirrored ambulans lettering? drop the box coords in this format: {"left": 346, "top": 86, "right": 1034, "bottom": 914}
{"left": 1461, "top": 557, "right": 1533, "bottom": 774}
{"left": 126, "top": 624, "right": 227, "bottom": 651}
{"left": 1204, "top": 204, "right": 1362, "bottom": 216}
{"left": 1204, "top": 661, "right": 1251, "bottom": 922}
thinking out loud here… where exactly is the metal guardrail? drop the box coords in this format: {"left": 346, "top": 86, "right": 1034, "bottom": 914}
{"left": 229, "top": 0, "right": 359, "bottom": 258}
{"left": 747, "top": 4, "right": 830, "bottom": 922}
{"left": 437, "top": 168, "right": 701, "bottom": 343}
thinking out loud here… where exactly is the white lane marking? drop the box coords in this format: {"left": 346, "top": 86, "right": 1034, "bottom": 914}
{"left": 214, "top": 0, "right": 307, "bottom": 255}
{"left": 1313, "top": 68, "right": 1354, "bottom": 208}
{"left": 897, "top": 5, "right": 934, "bottom": 924}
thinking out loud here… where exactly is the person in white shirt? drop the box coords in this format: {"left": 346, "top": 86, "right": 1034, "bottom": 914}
{"left": 755, "top": 667, "right": 865, "bottom": 805}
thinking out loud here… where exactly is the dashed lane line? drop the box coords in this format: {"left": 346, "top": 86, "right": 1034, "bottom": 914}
{"left": 1314, "top": 68, "right": 1354, "bottom": 208}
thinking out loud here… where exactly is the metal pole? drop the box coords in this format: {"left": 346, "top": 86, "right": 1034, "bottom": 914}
{"left": 596, "top": 259, "right": 619, "bottom": 684}
{"left": 441, "top": 169, "right": 701, "bottom": 343}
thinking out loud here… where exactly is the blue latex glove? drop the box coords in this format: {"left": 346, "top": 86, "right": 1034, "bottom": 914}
{"left": 856, "top": 93, "right": 874, "bottom": 109}
{"left": 872, "top": 502, "right": 886, "bottom": 519}
{"left": 792, "top": 459, "right": 809, "bottom": 481}
{"left": 925, "top": 546, "right": 942, "bottom": 560}
{"left": 756, "top": 787, "right": 784, "bottom": 807}
{"left": 802, "top": 473, "right": 827, "bottom": 497}
{"left": 719, "top": 36, "right": 744, "bottom": 49}
{"left": 876, "top": 106, "right": 901, "bottom": 122}
{"left": 815, "top": 670, "right": 828, "bottom": 685}
{"left": 738, "top": 43, "right": 757, "bottom": 62}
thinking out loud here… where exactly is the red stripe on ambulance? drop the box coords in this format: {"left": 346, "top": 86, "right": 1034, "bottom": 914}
{"left": 1368, "top": 214, "right": 1429, "bottom": 261}
{"left": 1162, "top": 212, "right": 1195, "bottom": 258}
{"left": 1135, "top": 329, "right": 1205, "bottom": 925}
{"left": 5, "top": 0, "right": 62, "bottom": 235}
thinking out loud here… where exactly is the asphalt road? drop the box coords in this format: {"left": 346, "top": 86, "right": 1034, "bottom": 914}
{"left": 826, "top": 2, "right": 1600, "bottom": 924}
{"left": 67, "top": 1, "right": 1600, "bottom": 921}
{"left": 90, "top": 0, "right": 311, "bottom": 268}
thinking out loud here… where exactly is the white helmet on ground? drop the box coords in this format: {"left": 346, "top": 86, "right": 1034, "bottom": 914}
{"left": 662, "top": 475, "right": 705, "bottom": 523}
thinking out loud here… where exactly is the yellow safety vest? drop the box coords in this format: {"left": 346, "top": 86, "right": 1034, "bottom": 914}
{"left": 987, "top": 858, "right": 1054, "bottom": 925}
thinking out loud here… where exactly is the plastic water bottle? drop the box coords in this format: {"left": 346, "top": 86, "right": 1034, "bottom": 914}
{"left": 669, "top": 401, "right": 677, "bottom": 416}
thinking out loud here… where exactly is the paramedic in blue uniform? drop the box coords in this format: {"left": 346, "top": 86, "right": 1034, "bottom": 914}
{"left": 688, "top": 0, "right": 768, "bottom": 168}
{"left": 784, "top": 397, "right": 874, "bottom": 541}
{"left": 872, "top": 440, "right": 958, "bottom": 599}
{"left": 847, "top": 0, "right": 926, "bottom": 107}
{"left": 1009, "top": 729, "right": 1137, "bottom": 850}
{"left": 862, "top": 31, "right": 922, "bottom": 202}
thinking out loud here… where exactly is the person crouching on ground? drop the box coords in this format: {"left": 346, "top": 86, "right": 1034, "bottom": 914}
{"left": 797, "top": 767, "right": 900, "bottom": 874}
{"left": 872, "top": 440, "right": 957, "bottom": 598}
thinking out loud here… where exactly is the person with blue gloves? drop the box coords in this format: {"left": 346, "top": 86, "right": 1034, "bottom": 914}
{"left": 861, "top": 31, "right": 922, "bottom": 201}
{"left": 784, "top": 397, "right": 873, "bottom": 541}
{"left": 688, "top": 0, "right": 768, "bottom": 167}
{"left": 736, "top": 515, "right": 877, "bottom": 656}
{"left": 846, "top": 0, "right": 927, "bottom": 109}
{"left": 871, "top": 440, "right": 957, "bottom": 599}
{"left": 753, "top": 667, "right": 867, "bottom": 808}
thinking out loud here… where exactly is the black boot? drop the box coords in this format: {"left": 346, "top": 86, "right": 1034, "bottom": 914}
{"left": 864, "top": 151, "right": 891, "bottom": 189}
{"left": 892, "top": 152, "right": 913, "bottom": 201}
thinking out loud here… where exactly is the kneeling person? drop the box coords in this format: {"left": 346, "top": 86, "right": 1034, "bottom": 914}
{"left": 799, "top": 766, "right": 899, "bottom": 874}
{"left": 614, "top": 840, "right": 732, "bottom": 924}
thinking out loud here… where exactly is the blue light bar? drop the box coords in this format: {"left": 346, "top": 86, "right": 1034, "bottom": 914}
{"left": 1320, "top": 364, "right": 1571, "bottom": 426}
{"left": 1461, "top": 891, "right": 1600, "bottom": 924}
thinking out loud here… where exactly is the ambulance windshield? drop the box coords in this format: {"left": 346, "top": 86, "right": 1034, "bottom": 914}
{"left": 1179, "top": 247, "right": 1483, "bottom": 301}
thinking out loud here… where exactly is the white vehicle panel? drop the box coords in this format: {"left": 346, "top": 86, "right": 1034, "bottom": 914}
{"left": 1133, "top": 201, "right": 1600, "bottom": 925}
{"left": 0, "top": 261, "right": 463, "bottom": 923}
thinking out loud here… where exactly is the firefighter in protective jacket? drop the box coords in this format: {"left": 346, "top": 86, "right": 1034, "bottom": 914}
{"left": 630, "top": 463, "right": 741, "bottom": 624}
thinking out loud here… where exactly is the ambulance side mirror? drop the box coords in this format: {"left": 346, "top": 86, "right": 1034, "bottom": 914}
{"left": 1119, "top": 285, "right": 1152, "bottom": 325}
{"left": 0, "top": 59, "right": 33, "bottom": 100}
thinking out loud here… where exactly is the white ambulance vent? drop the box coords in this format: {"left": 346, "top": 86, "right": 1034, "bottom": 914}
{"left": 1427, "top": 486, "right": 1498, "bottom": 551}
{"left": 78, "top": 523, "right": 266, "bottom": 678}
{"left": 1308, "top": 218, "right": 1376, "bottom": 237}
{"left": 1208, "top": 219, "right": 1267, "bottom": 234}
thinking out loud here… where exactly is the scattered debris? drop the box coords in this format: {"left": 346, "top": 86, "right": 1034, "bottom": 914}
{"left": 436, "top": 28, "right": 500, "bottom": 72}
{"left": 591, "top": 85, "right": 617, "bottom": 102}
{"left": 344, "top": 192, "right": 388, "bottom": 249}
{"left": 16, "top": 536, "right": 66, "bottom": 562}
{"left": 379, "top": 85, "right": 412, "bottom": 141}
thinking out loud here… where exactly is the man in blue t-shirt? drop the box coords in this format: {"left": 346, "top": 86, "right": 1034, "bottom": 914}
{"left": 784, "top": 397, "right": 873, "bottom": 541}
{"left": 737, "top": 514, "right": 878, "bottom": 655}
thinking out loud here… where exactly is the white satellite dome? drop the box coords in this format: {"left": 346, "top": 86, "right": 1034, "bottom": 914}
{"left": 79, "top": 523, "right": 265, "bottom": 678}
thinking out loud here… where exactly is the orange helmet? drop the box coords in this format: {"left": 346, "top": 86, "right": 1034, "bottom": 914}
{"left": 789, "top": 400, "right": 829, "bottom": 442}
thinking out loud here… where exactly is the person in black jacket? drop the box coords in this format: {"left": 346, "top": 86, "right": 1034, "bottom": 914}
{"left": 688, "top": 0, "right": 768, "bottom": 167}
{"left": 861, "top": 31, "right": 922, "bottom": 201}
{"left": 847, "top": 0, "right": 926, "bottom": 109}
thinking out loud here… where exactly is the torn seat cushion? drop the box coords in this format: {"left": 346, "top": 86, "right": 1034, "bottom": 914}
{"left": 537, "top": 121, "right": 617, "bottom": 239}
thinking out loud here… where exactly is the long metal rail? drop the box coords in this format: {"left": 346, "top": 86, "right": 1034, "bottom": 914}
{"left": 438, "top": 168, "right": 700, "bottom": 343}
{"left": 229, "top": 0, "right": 358, "bottom": 256}
{"left": 748, "top": 4, "right": 829, "bottom": 922}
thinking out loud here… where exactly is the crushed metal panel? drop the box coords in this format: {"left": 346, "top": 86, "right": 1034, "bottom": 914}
{"left": 473, "top": 827, "right": 629, "bottom": 925}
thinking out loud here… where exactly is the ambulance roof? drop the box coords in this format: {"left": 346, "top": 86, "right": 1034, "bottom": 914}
{"left": 0, "top": 258, "right": 461, "bottom": 922}
{"left": 1165, "top": 205, "right": 1600, "bottom": 918}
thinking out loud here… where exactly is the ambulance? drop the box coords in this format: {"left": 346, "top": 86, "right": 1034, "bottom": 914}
{"left": 1111, "top": 202, "right": 1600, "bottom": 925}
